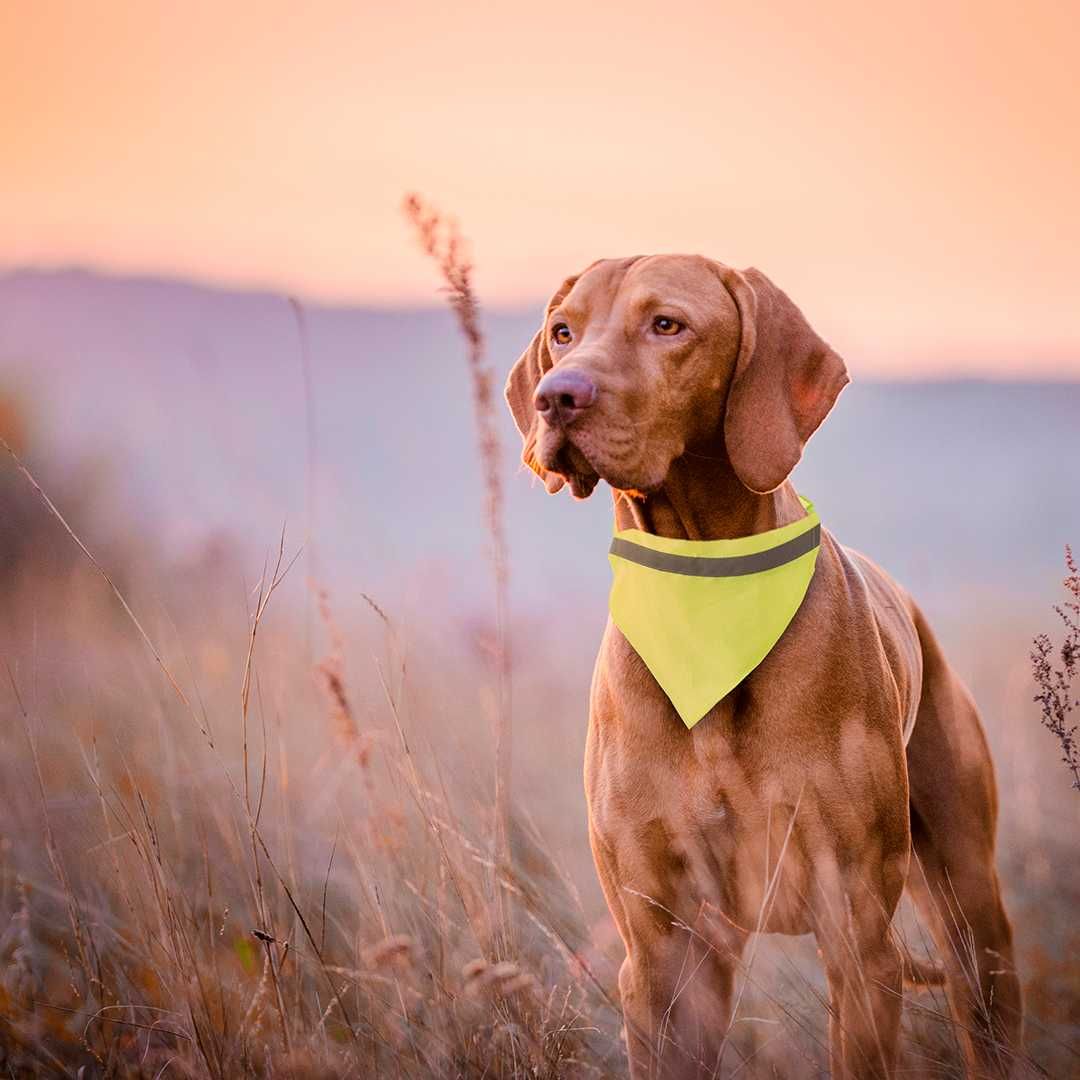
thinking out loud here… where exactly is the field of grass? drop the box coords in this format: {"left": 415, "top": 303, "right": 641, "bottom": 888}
{"left": 0, "top": 410, "right": 1078, "bottom": 1080}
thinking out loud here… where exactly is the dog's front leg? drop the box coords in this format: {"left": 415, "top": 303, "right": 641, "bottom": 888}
{"left": 814, "top": 871, "right": 905, "bottom": 1079}
{"left": 613, "top": 900, "right": 745, "bottom": 1080}
{"left": 820, "top": 938, "right": 903, "bottom": 1079}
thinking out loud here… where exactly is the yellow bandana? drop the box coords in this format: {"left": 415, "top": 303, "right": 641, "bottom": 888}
{"left": 608, "top": 498, "right": 821, "bottom": 729}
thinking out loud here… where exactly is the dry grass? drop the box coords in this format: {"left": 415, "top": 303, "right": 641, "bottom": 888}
{"left": 0, "top": 481, "right": 619, "bottom": 1076}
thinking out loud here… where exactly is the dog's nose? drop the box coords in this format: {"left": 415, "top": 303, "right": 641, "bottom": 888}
{"left": 534, "top": 369, "right": 597, "bottom": 427}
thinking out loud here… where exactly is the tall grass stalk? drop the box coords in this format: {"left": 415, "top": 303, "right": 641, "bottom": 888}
{"left": 403, "top": 194, "right": 514, "bottom": 934}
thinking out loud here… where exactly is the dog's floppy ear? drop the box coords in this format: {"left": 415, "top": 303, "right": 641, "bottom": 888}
{"left": 717, "top": 266, "right": 849, "bottom": 494}
{"left": 504, "top": 272, "right": 582, "bottom": 494}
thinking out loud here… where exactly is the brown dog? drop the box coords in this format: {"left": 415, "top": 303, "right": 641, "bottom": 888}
{"left": 504, "top": 256, "right": 1021, "bottom": 1079}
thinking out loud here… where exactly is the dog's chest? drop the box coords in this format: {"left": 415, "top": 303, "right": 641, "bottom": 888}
{"left": 588, "top": 625, "right": 837, "bottom": 932}
{"left": 587, "top": 733, "right": 811, "bottom": 933}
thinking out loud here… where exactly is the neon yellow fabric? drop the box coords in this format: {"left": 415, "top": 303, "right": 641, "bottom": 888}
{"left": 608, "top": 497, "right": 821, "bottom": 729}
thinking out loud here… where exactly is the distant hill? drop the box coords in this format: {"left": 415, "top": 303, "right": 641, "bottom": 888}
{"left": 1, "top": 268, "right": 1077, "bottom": 623}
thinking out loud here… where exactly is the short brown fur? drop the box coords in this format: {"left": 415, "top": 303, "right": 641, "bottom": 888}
{"left": 505, "top": 256, "right": 1021, "bottom": 1078}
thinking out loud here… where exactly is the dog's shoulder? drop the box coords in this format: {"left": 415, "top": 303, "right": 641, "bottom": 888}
{"left": 831, "top": 539, "right": 922, "bottom": 744}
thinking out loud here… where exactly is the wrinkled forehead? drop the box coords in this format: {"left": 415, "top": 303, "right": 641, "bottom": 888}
{"left": 558, "top": 255, "right": 736, "bottom": 326}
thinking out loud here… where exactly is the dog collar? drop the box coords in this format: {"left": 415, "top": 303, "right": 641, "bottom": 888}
{"left": 608, "top": 496, "right": 821, "bottom": 729}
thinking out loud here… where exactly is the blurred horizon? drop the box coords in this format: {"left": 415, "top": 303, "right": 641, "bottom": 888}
{"left": 6, "top": 263, "right": 1080, "bottom": 379}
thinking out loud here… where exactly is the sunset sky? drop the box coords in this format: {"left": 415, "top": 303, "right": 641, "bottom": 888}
{"left": 3, "top": 1, "right": 1078, "bottom": 374}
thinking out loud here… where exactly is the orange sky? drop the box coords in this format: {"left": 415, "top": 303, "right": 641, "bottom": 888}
{"left": 2, "top": 1, "right": 1078, "bottom": 374}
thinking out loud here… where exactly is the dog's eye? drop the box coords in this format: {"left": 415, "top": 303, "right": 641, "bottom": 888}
{"left": 551, "top": 323, "right": 573, "bottom": 346}
{"left": 652, "top": 316, "right": 682, "bottom": 336}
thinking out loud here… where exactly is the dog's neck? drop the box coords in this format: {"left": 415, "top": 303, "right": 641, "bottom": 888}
{"left": 612, "top": 444, "right": 805, "bottom": 541}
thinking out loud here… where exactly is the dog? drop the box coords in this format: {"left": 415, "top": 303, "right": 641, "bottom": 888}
{"left": 504, "top": 256, "right": 1021, "bottom": 1079}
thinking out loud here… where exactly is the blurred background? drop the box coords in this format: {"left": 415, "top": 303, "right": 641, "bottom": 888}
{"left": 0, "top": 2, "right": 1077, "bottom": 1075}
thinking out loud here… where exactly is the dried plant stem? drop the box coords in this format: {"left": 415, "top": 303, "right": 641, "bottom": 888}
{"left": 288, "top": 295, "right": 319, "bottom": 659}
{"left": 402, "top": 194, "right": 514, "bottom": 925}
{"left": 1031, "top": 545, "right": 1080, "bottom": 791}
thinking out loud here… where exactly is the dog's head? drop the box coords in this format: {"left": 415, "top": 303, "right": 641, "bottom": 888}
{"left": 505, "top": 255, "right": 849, "bottom": 499}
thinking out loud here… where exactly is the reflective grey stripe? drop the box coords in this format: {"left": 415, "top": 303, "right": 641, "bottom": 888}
{"left": 610, "top": 523, "right": 821, "bottom": 578}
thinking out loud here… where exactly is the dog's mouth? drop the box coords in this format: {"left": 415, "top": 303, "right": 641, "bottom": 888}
{"left": 548, "top": 442, "right": 600, "bottom": 499}
{"left": 535, "top": 429, "right": 600, "bottom": 499}
{"left": 537, "top": 422, "right": 665, "bottom": 500}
